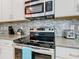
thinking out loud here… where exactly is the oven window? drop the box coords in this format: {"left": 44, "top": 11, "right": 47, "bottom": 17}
{"left": 25, "top": 3, "right": 44, "bottom": 14}
{"left": 45, "top": 1, "right": 53, "bottom": 12}
{"left": 32, "top": 52, "right": 51, "bottom": 59}
{"left": 15, "top": 48, "right": 52, "bottom": 59}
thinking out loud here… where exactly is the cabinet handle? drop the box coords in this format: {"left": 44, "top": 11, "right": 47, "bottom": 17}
{"left": 69, "top": 54, "right": 79, "bottom": 58}
{"left": 56, "top": 56, "right": 68, "bottom": 59}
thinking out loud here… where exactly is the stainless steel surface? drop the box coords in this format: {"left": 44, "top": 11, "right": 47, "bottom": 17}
{"left": 63, "top": 30, "right": 76, "bottom": 39}
{"left": 25, "top": 0, "right": 54, "bottom": 18}
{"left": 14, "top": 27, "right": 55, "bottom": 49}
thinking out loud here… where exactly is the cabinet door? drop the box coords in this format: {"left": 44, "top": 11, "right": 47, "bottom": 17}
{"left": 74, "top": 0, "right": 79, "bottom": 15}
{"left": 2, "top": 0, "right": 11, "bottom": 20}
{"left": 68, "top": 48, "right": 79, "bottom": 59}
{"left": 55, "top": 0, "right": 75, "bottom": 17}
{"left": 0, "top": 0, "right": 2, "bottom": 19}
{"left": 0, "top": 46, "right": 14, "bottom": 59}
{"left": 56, "top": 47, "right": 69, "bottom": 59}
{"left": 56, "top": 47, "right": 79, "bottom": 59}
{"left": 12, "top": 0, "right": 24, "bottom": 20}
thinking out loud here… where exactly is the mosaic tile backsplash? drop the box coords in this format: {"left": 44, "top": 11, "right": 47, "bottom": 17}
{"left": 0, "top": 19, "right": 79, "bottom": 36}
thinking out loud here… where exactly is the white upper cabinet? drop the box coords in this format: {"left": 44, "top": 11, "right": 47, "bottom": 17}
{"left": 55, "top": 0, "right": 78, "bottom": 18}
{"left": 74, "top": 0, "right": 79, "bottom": 15}
{"left": 0, "top": 0, "right": 2, "bottom": 19}
{"left": 1, "top": 0, "right": 11, "bottom": 20}
{"left": 0, "top": 0, "right": 25, "bottom": 22}
{"left": 12, "top": 0, "right": 25, "bottom": 20}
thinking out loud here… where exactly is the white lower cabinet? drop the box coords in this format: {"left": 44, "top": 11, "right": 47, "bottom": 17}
{"left": 68, "top": 48, "right": 79, "bottom": 59}
{"left": 0, "top": 46, "right": 14, "bottom": 59}
{"left": 56, "top": 47, "right": 79, "bottom": 59}
{"left": 0, "top": 40, "right": 14, "bottom": 59}
{"left": 56, "top": 47, "right": 69, "bottom": 59}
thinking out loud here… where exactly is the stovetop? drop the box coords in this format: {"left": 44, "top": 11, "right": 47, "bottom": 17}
{"left": 13, "top": 38, "right": 55, "bottom": 49}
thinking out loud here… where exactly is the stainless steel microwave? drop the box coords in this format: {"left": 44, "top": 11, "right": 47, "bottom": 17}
{"left": 25, "top": 0, "right": 55, "bottom": 18}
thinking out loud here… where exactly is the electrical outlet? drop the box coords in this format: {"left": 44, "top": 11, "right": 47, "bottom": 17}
{"left": 70, "top": 25, "right": 75, "bottom": 30}
{"left": 78, "top": 25, "right": 79, "bottom": 31}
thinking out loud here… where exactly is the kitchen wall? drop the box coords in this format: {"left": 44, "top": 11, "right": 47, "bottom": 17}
{"left": 0, "top": 19, "right": 79, "bottom": 36}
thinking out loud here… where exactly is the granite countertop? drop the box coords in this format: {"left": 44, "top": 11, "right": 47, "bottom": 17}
{"left": 0, "top": 34, "right": 79, "bottom": 49}
{"left": 0, "top": 34, "right": 27, "bottom": 41}
{"left": 56, "top": 37, "right": 79, "bottom": 49}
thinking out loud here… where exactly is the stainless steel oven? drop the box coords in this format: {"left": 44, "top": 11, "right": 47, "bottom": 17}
{"left": 29, "top": 27, "right": 55, "bottom": 48}
{"left": 14, "top": 46, "right": 54, "bottom": 59}
{"left": 14, "top": 27, "right": 55, "bottom": 59}
{"left": 25, "top": 0, "right": 54, "bottom": 18}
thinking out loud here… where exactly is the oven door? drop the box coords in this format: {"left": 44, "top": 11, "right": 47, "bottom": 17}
{"left": 15, "top": 47, "right": 54, "bottom": 59}
{"left": 25, "top": 3, "right": 44, "bottom": 18}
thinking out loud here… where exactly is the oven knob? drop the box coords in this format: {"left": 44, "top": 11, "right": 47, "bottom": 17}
{"left": 49, "top": 43, "right": 54, "bottom": 48}
{"left": 52, "top": 29, "right": 53, "bottom": 30}
{"left": 49, "top": 29, "right": 51, "bottom": 30}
